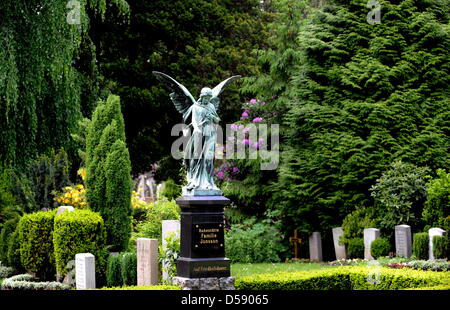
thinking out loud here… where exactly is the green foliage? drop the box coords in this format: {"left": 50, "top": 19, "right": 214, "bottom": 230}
{"left": 371, "top": 237, "right": 391, "bottom": 259}
{"left": 347, "top": 238, "right": 364, "bottom": 259}
{"left": 370, "top": 161, "right": 431, "bottom": 233}
{"left": 432, "top": 235, "right": 449, "bottom": 260}
{"left": 423, "top": 169, "right": 450, "bottom": 228}
{"left": 121, "top": 252, "right": 137, "bottom": 286}
{"left": 28, "top": 148, "right": 71, "bottom": 211}
{"left": 0, "top": 218, "right": 18, "bottom": 264}
{"left": 53, "top": 209, "right": 107, "bottom": 280}
{"left": 161, "top": 179, "right": 181, "bottom": 201}
{"left": 1, "top": 274, "right": 70, "bottom": 290}
{"left": 159, "top": 232, "right": 180, "bottom": 284}
{"left": 0, "top": 266, "right": 15, "bottom": 278}
{"left": 261, "top": 0, "right": 450, "bottom": 240}
{"left": 406, "top": 259, "right": 450, "bottom": 272}
{"left": 130, "top": 199, "right": 180, "bottom": 250}
{"left": 341, "top": 208, "right": 376, "bottom": 244}
{"left": 0, "top": 168, "right": 20, "bottom": 223}
{"left": 86, "top": 94, "right": 132, "bottom": 251}
{"left": 413, "top": 232, "right": 429, "bottom": 260}
{"left": 106, "top": 254, "right": 123, "bottom": 287}
{"left": 235, "top": 266, "right": 450, "bottom": 290}
{"left": 225, "top": 217, "right": 287, "bottom": 263}
{"left": 17, "top": 210, "right": 56, "bottom": 280}
{"left": 98, "top": 285, "right": 180, "bottom": 290}
{"left": 7, "top": 228, "right": 22, "bottom": 272}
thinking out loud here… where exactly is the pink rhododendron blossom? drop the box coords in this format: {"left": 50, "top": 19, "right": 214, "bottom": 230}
{"left": 232, "top": 167, "right": 239, "bottom": 173}
{"left": 250, "top": 99, "right": 257, "bottom": 104}
{"left": 252, "top": 117, "right": 263, "bottom": 123}
{"left": 242, "top": 139, "right": 250, "bottom": 145}
{"left": 241, "top": 111, "right": 248, "bottom": 117}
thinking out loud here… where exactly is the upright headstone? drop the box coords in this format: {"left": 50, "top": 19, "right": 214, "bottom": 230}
{"left": 75, "top": 253, "right": 96, "bottom": 290}
{"left": 395, "top": 225, "right": 412, "bottom": 258}
{"left": 137, "top": 238, "right": 158, "bottom": 286}
{"left": 56, "top": 206, "right": 75, "bottom": 215}
{"left": 332, "top": 227, "right": 346, "bottom": 260}
{"left": 429, "top": 228, "right": 446, "bottom": 260}
{"left": 162, "top": 220, "right": 180, "bottom": 281}
{"left": 364, "top": 228, "right": 380, "bottom": 260}
{"left": 309, "top": 232, "right": 323, "bottom": 262}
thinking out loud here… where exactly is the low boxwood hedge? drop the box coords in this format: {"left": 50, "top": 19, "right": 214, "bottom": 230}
{"left": 1, "top": 274, "right": 70, "bottom": 290}
{"left": 235, "top": 266, "right": 450, "bottom": 290}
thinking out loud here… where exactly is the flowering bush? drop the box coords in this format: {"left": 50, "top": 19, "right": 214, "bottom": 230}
{"left": 54, "top": 184, "right": 87, "bottom": 209}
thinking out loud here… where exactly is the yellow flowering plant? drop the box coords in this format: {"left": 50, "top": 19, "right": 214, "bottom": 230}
{"left": 54, "top": 184, "right": 87, "bottom": 209}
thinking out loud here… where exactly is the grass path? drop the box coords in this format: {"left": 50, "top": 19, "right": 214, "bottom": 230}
{"left": 231, "top": 262, "right": 334, "bottom": 278}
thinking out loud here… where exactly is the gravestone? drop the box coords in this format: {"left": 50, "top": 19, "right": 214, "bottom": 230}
{"left": 137, "top": 238, "right": 158, "bottom": 285}
{"left": 75, "top": 253, "right": 96, "bottom": 289}
{"left": 309, "top": 232, "right": 323, "bottom": 262}
{"left": 56, "top": 206, "right": 74, "bottom": 215}
{"left": 162, "top": 220, "right": 180, "bottom": 281}
{"left": 332, "top": 227, "right": 346, "bottom": 260}
{"left": 363, "top": 228, "right": 380, "bottom": 260}
{"left": 395, "top": 225, "right": 412, "bottom": 258}
{"left": 429, "top": 228, "right": 446, "bottom": 260}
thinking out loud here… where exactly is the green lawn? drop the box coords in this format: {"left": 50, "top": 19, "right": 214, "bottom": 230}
{"left": 231, "top": 262, "right": 334, "bottom": 278}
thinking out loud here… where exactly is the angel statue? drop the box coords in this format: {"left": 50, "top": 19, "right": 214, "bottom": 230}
{"left": 153, "top": 71, "right": 240, "bottom": 196}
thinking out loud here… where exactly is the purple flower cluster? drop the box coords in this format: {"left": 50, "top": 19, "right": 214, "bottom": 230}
{"left": 214, "top": 161, "right": 239, "bottom": 181}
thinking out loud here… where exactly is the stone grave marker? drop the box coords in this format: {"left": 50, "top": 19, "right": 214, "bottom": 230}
{"left": 56, "top": 206, "right": 74, "bottom": 215}
{"left": 75, "top": 253, "right": 96, "bottom": 290}
{"left": 395, "top": 225, "right": 412, "bottom": 258}
{"left": 137, "top": 238, "right": 158, "bottom": 285}
{"left": 429, "top": 228, "right": 446, "bottom": 260}
{"left": 364, "top": 228, "right": 380, "bottom": 260}
{"left": 309, "top": 232, "right": 323, "bottom": 262}
{"left": 332, "top": 227, "right": 346, "bottom": 260}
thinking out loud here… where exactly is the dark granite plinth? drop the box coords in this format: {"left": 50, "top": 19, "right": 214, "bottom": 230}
{"left": 176, "top": 195, "right": 231, "bottom": 278}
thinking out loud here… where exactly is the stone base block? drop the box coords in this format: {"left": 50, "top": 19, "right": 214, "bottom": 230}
{"left": 172, "top": 276, "right": 235, "bottom": 290}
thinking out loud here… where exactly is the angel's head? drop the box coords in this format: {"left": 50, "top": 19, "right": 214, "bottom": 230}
{"left": 200, "top": 87, "right": 213, "bottom": 104}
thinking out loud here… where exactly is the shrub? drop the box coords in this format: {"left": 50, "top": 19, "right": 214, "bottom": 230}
{"left": 370, "top": 161, "right": 430, "bottom": 233}
{"left": 104, "top": 139, "right": 132, "bottom": 251}
{"left": 159, "top": 232, "right": 180, "bottom": 283}
{"left": 7, "top": 228, "right": 22, "bottom": 271}
{"left": 54, "top": 184, "right": 87, "bottom": 209}
{"left": 347, "top": 238, "right": 364, "bottom": 259}
{"left": 0, "top": 218, "right": 18, "bottom": 263}
{"left": 235, "top": 266, "right": 450, "bottom": 290}
{"left": 433, "top": 235, "right": 449, "bottom": 260}
{"left": 422, "top": 169, "right": 450, "bottom": 228}
{"left": 341, "top": 208, "right": 376, "bottom": 245}
{"left": 129, "top": 198, "right": 180, "bottom": 250}
{"left": 407, "top": 259, "right": 450, "bottom": 272}
{"left": 106, "top": 254, "right": 123, "bottom": 287}
{"left": 17, "top": 210, "right": 56, "bottom": 280}
{"left": 225, "top": 217, "right": 286, "bottom": 263}
{"left": 413, "top": 233, "right": 429, "bottom": 260}
{"left": 371, "top": 237, "right": 391, "bottom": 259}
{"left": 121, "top": 252, "right": 137, "bottom": 286}
{"left": 1, "top": 273, "right": 70, "bottom": 290}
{"left": 0, "top": 266, "right": 15, "bottom": 278}
{"left": 161, "top": 178, "right": 181, "bottom": 201}
{"left": 53, "top": 209, "right": 107, "bottom": 281}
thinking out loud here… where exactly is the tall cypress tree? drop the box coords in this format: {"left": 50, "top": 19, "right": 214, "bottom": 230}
{"left": 274, "top": 0, "right": 450, "bottom": 237}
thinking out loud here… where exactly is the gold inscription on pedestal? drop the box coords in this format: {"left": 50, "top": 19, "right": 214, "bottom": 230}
{"left": 193, "top": 223, "right": 224, "bottom": 249}
{"left": 192, "top": 266, "right": 229, "bottom": 272}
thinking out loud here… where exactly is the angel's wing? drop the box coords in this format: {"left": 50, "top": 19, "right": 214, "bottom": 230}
{"left": 210, "top": 75, "right": 241, "bottom": 110}
{"left": 152, "top": 71, "right": 196, "bottom": 115}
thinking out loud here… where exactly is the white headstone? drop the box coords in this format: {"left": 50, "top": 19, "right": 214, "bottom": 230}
{"left": 56, "top": 206, "right": 75, "bottom": 215}
{"left": 429, "top": 228, "right": 446, "bottom": 260}
{"left": 75, "top": 253, "right": 96, "bottom": 289}
{"left": 137, "top": 238, "right": 158, "bottom": 286}
{"left": 332, "top": 227, "right": 346, "bottom": 260}
{"left": 161, "top": 220, "right": 180, "bottom": 281}
{"left": 364, "top": 228, "right": 380, "bottom": 260}
{"left": 395, "top": 225, "right": 412, "bottom": 258}
{"left": 309, "top": 232, "right": 323, "bottom": 262}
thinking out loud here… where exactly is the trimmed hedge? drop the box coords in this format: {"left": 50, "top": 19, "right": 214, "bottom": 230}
{"left": 53, "top": 209, "right": 107, "bottom": 280}
{"left": 347, "top": 238, "right": 364, "bottom": 259}
{"left": 371, "top": 237, "right": 390, "bottom": 259}
{"left": 7, "top": 228, "right": 22, "bottom": 271}
{"left": 0, "top": 218, "right": 18, "bottom": 263}
{"left": 432, "top": 235, "right": 449, "bottom": 259}
{"left": 17, "top": 210, "right": 56, "bottom": 280}
{"left": 235, "top": 266, "right": 450, "bottom": 290}
{"left": 99, "top": 285, "right": 180, "bottom": 290}
{"left": 413, "top": 233, "right": 429, "bottom": 259}
{"left": 1, "top": 273, "right": 70, "bottom": 290}
{"left": 106, "top": 254, "right": 123, "bottom": 287}
{"left": 121, "top": 252, "right": 137, "bottom": 286}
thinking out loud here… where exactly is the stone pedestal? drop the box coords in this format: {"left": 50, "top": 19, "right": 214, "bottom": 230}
{"left": 395, "top": 225, "right": 412, "bottom": 258}
{"left": 309, "top": 232, "right": 323, "bottom": 262}
{"left": 172, "top": 276, "right": 235, "bottom": 290}
{"left": 175, "top": 196, "right": 231, "bottom": 279}
{"left": 364, "top": 228, "right": 380, "bottom": 260}
{"left": 332, "top": 227, "right": 346, "bottom": 260}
